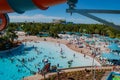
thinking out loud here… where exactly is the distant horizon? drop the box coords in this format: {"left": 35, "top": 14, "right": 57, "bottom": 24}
{"left": 9, "top": 21, "right": 103, "bottom": 25}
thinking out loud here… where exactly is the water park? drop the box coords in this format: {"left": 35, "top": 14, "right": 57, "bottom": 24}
{"left": 1, "top": 0, "right": 120, "bottom": 80}
{"left": 0, "top": 31, "right": 120, "bottom": 80}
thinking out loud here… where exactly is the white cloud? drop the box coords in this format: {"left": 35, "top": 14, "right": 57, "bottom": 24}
{"left": 9, "top": 14, "right": 99, "bottom": 24}
{"left": 9, "top": 14, "right": 65, "bottom": 22}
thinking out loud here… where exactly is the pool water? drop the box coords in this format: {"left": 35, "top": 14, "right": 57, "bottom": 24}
{"left": 0, "top": 41, "right": 101, "bottom": 80}
{"left": 113, "top": 76, "right": 120, "bottom": 80}
{"left": 107, "top": 72, "right": 120, "bottom": 80}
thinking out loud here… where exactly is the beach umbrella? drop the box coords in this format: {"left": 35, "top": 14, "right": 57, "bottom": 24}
{"left": 85, "top": 40, "right": 90, "bottom": 43}
{"left": 114, "top": 38, "right": 120, "bottom": 41}
{"left": 66, "top": 32, "right": 73, "bottom": 35}
{"left": 101, "top": 53, "right": 120, "bottom": 60}
{"left": 75, "top": 32, "right": 81, "bottom": 36}
{"left": 114, "top": 38, "right": 120, "bottom": 43}
{"left": 108, "top": 43, "right": 120, "bottom": 51}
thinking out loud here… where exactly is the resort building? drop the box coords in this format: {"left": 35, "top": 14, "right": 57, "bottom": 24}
{"left": 52, "top": 19, "right": 66, "bottom": 24}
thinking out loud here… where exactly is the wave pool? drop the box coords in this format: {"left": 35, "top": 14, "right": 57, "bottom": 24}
{"left": 0, "top": 41, "right": 101, "bottom": 80}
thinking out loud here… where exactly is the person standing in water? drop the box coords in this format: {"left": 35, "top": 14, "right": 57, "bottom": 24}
{"left": 73, "top": 54, "right": 75, "bottom": 57}
{"left": 38, "top": 68, "right": 41, "bottom": 74}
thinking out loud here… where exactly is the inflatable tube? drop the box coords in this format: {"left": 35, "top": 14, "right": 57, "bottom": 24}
{"left": 32, "top": 0, "right": 67, "bottom": 10}
{"left": 7, "top": 0, "right": 37, "bottom": 14}
{"left": 0, "top": 14, "right": 9, "bottom": 31}
{"left": 0, "top": 0, "right": 13, "bottom": 13}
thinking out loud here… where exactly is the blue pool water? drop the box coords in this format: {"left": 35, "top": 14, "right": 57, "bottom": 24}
{"left": 106, "top": 72, "right": 120, "bottom": 80}
{"left": 0, "top": 41, "right": 101, "bottom": 80}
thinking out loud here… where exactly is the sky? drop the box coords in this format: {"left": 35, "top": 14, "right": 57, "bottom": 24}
{"left": 8, "top": 0, "right": 120, "bottom": 24}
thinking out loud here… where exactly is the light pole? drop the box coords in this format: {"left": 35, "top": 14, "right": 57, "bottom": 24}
{"left": 42, "top": 59, "right": 47, "bottom": 80}
{"left": 91, "top": 49, "right": 96, "bottom": 80}
{"left": 92, "top": 49, "right": 96, "bottom": 80}
{"left": 93, "top": 58, "right": 96, "bottom": 80}
{"left": 56, "top": 64, "right": 60, "bottom": 80}
{"left": 57, "top": 69, "right": 60, "bottom": 80}
{"left": 43, "top": 71, "right": 46, "bottom": 80}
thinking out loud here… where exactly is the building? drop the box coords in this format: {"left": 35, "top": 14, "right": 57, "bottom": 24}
{"left": 52, "top": 19, "right": 66, "bottom": 24}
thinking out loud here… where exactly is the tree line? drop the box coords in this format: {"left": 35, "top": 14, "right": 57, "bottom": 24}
{"left": 7, "top": 22, "right": 120, "bottom": 38}
{"left": 0, "top": 22, "right": 119, "bottom": 50}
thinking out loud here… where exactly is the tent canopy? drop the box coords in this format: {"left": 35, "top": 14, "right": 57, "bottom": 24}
{"left": 108, "top": 43, "right": 120, "bottom": 51}
{"left": 101, "top": 53, "right": 120, "bottom": 60}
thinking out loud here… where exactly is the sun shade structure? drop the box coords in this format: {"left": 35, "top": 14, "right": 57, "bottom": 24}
{"left": 101, "top": 53, "right": 120, "bottom": 60}
{"left": 108, "top": 43, "right": 120, "bottom": 51}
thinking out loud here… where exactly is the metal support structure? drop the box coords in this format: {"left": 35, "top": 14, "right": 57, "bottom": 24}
{"left": 68, "top": 9, "right": 120, "bottom": 14}
{"left": 91, "top": 49, "right": 96, "bottom": 80}
{"left": 92, "top": 57, "right": 95, "bottom": 80}
{"left": 66, "top": 0, "right": 120, "bottom": 30}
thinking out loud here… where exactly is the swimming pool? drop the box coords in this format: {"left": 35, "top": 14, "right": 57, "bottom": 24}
{"left": 0, "top": 41, "right": 101, "bottom": 80}
{"left": 106, "top": 72, "right": 120, "bottom": 80}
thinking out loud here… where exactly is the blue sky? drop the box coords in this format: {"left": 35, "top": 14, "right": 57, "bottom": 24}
{"left": 8, "top": 0, "right": 120, "bottom": 24}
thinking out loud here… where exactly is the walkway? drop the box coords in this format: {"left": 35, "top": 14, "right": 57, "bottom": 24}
{"left": 23, "top": 66, "right": 120, "bottom": 80}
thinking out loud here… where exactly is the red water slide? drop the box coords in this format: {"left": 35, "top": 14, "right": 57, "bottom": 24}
{"left": 32, "top": 0, "right": 67, "bottom": 10}
{"left": 0, "top": 0, "right": 67, "bottom": 31}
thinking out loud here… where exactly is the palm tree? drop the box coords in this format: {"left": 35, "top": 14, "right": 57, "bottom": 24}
{"left": 94, "top": 28, "right": 99, "bottom": 34}
{"left": 6, "top": 30, "right": 18, "bottom": 42}
{"left": 106, "top": 29, "right": 115, "bottom": 38}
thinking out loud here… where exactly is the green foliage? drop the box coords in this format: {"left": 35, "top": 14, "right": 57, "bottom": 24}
{"left": 0, "top": 24, "right": 18, "bottom": 50}
{"left": 1, "top": 22, "right": 119, "bottom": 50}
{"left": 6, "top": 25, "right": 18, "bottom": 42}
{"left": 7, "top": 22, "right": 120, "bottom": 38}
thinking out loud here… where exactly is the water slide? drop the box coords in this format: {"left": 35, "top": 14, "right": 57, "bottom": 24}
{"left": 0, "top": 0, "right": 67, "bottom": 31}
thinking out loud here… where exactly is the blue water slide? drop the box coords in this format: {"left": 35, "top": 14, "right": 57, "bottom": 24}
{"left": 7, "top": 0, "right": 38, "bottom": 13}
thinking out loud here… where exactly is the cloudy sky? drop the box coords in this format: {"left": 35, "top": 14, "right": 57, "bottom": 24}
{"left": 8, "top": 0, "right": 120, "bottom": 24}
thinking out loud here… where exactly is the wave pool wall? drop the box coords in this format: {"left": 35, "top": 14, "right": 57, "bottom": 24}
{"left": 0, "top": 44, "right": 24, "bottom": 54}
